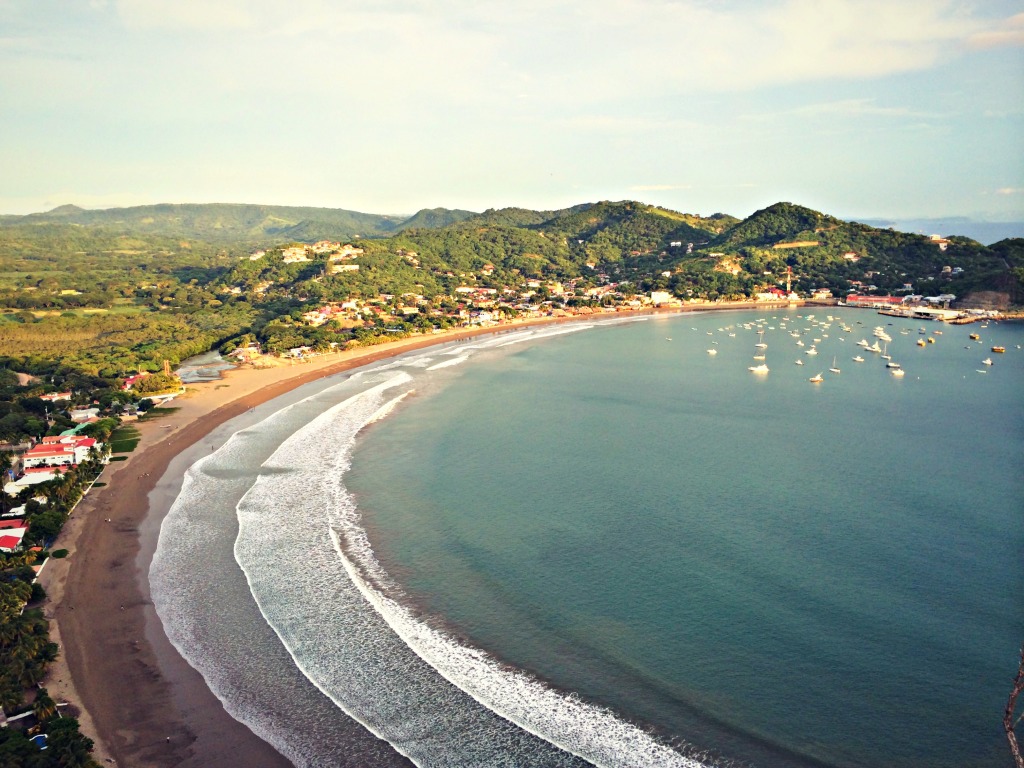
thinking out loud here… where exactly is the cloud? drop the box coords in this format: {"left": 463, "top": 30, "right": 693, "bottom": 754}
{"left": 968, "top": 12, "right": 1024, "bottom": 49}
{"left": 109, "top": 0, "right": 990, "bottom": 97}
{"left": 117, "top": 0, "right": 254, "bottom": 30}
{"left": 629, "top": 185, "right": 692, "bottom": 192}
{"left": 743, "top": 98, "right": 947, "bottom": 122}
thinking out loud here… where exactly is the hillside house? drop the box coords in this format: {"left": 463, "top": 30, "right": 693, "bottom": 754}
{"left": 282, "top": 247, "right": 310, "bottom": 263}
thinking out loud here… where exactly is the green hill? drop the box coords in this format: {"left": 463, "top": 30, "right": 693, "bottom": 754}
{"left": 396, "top": 207, "right": 478, "bottom": 231}
{"left": 13, "top": 203, "right": 406, "bottom": 242}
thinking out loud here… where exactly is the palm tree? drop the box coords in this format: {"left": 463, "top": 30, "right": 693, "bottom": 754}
{"left": 0, "top": 679, "right": 23, "bottom": 714}
{"left": 32, "top": 687, "right": 57, "bottom": 722}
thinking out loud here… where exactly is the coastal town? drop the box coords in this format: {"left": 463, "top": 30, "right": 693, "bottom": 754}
{"left": 0, "top": 214, "right": 1018, "bottom": 767}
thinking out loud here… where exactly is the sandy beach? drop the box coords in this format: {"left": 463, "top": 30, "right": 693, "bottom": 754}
{"left": 36, "top": 303, "right": 801, "bottom": 767}
{"left": 37, "top": 317, "right": 599, "bottom": 768}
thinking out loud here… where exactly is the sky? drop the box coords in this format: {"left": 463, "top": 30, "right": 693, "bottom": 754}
{"left": 1, "top": 0, "right": 1023, "bottom": 221}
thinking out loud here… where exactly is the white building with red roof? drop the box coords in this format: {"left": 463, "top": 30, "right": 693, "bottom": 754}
{"left": 22, "top": 436, "right": 100, "bottom": 469}
{"left": 0, "top": 524, "right": 28, "bottom": 552}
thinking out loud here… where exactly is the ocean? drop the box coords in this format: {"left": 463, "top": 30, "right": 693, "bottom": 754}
{"left": 150, "top": 310, "right": 1024, "bottom": 768}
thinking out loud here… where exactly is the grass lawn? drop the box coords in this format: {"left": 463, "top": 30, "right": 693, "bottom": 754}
{"left": 138, "top": 407, "right": 180, "bottom": 422}
{"left": 108, "top": 425, "right": 141, "bottom": 453}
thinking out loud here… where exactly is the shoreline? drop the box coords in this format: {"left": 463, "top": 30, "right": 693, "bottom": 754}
{"left": 37, "top": 302, "right": 807, "bottom": 767}
{"left": 39, "top": 313, "right": 621, "bottom": 767}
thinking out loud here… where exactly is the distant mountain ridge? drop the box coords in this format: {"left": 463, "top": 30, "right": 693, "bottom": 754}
{"left": 2, "top": 198, "right": 1022, "bottom": 310}
{"left": 6, "top": 202, "right": 464, "bottom": 242}
{"left": 5, "top": 200, "right": 1020, "bottom": 246}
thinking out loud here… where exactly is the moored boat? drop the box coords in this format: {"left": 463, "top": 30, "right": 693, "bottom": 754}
{"left": 992, "top": 346, "right": 1005, "bottom": 353}
{"left": 748, "top": 363, "right": 769, "bottom": 374}
{"left": 809, "top": 372, "right": 824, "bottom": 383}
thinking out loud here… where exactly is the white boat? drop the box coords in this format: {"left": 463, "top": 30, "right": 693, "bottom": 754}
{"left": 707, "top": 349, "right": 718, "bottom": 355}
{"left": 857, "top": 339, "right": 870, "bottom": 348}
{"left": 891, "top": 368, "right": 906, "bottom": 377}
{"left": 982, "top": 358, "right": 993, "bottom": 366}
{"left": 748, "top": 364, "right": 769, "bottom": 374}
{"left": 881, "top": 343, "right": 891, "bottom": 361}
{"left": 886, "top": 361, "right": 902, "bottom": 369}
{"left": 852, "top": 355, "right": 865, "bottom": 362}
{"left": 829, "top": 356, "right": 840, "bottom": 374}
{"left": 795, "top": 359, "right": 804, "bottom": 365}
{"left": 867, "top": 341, "right": 882, "bottom": 353}
{"left": 752, "top": 353, "right": 766, "bottom": 360}
{"left": 809, "top": 372, "right": 824, "bottom": 383}
{"left": 805, "top": 346, "right": 818, "bottom": 355}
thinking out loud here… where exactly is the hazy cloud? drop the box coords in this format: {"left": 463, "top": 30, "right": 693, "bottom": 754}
{"left": 117, "top": 0, "right": 254, "bottom": 30}
{"left": 967, "top": 12, "right": 1024, "bottom": 49}
{"left": 629, "top": 185, "right": 693, "bottom": 192}
{"left": 743, "top": 99, "right": 948, "bottom": 122}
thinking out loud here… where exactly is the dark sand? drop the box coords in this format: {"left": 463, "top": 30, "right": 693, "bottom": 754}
{"left": 37, "top": 303, "right": 797, "bottom": 767}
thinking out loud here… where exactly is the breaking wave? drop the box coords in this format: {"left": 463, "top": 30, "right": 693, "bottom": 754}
{"left": 155, "top": 323, "right": 715, "bottom": 767}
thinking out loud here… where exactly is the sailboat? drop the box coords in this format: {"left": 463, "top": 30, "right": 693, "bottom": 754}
{"left": 829, "top": 356, "right": 840, "bottom": 374}
{"left": 880, "top": 343, "right": 891, "bottom": 361}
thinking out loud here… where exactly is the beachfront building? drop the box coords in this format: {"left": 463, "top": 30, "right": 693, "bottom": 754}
{"left": 22, "top": 436, "right": 100, "bottom": 469}
{"left": 843, "top": 295, "right": 907, "bottom": 309}
{"left": 0, "top": 523, "right": 28, "bottom": 552}
{"left": 4, "top": 467, "right": 62, "bottom": 496}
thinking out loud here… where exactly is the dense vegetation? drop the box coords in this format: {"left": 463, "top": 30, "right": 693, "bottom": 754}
{"left": 1, "top": 199, "right": 1020, "bottom": 394}
{"left": 0, "top": 198, "right": 1020, "bottom": 767}
{"left": 0, "top": 451, "right": 107, "bottom": 767}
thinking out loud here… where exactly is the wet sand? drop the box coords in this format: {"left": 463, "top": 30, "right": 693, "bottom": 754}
{"left": 37, "top": 303, "right": 792, "bottom": 767}
{"left": 37, "top": 319, "right": 592, "bottom": 768}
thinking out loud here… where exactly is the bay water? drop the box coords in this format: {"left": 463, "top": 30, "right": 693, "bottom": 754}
{"left": 152, "top": 310, "right": 1023, "bottom": 767}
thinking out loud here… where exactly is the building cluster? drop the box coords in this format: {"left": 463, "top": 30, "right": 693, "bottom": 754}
{"left": 4, "top": 434, "right": 105, "bottom": 497}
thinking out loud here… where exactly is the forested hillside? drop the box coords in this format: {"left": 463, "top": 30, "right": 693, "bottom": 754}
{"left": 1, "top": 199, "right": 1021, "bottom": 388}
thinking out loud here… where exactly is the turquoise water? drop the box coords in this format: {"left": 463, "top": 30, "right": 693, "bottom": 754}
{"left": 348, "top": 311, "right": 1024, "bottom": 768}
